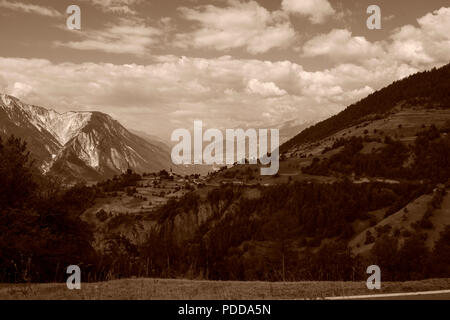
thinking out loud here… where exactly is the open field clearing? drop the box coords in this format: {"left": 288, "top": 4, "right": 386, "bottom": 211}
{"left": 1, "top": 278, "right": 449, "bottom": 300}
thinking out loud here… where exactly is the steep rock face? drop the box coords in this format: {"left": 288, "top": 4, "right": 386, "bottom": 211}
{"left": 41, "top": 111, "right": 92, "bottom": 146}
{"left": 170, "top": 204, "right": 215, "bottom": 244}
{"left": 51, "top": 112, "right": 171, "bottom": 181}
{"left": 158, "top": 199, "right": 232, "bottom": 245}
{"left": 0, "top": 94, "right": 61, "bottom": 171}
{"left": 0, "top": 94, "right": 171, "bottom": 182}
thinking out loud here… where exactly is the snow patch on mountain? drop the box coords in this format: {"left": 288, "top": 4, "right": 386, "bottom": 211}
{"left": 0, "top": 94, "right": 13, "bottom": 108}
{"left": 1, "top": 94, "right": 92, "bottom": 146}
{"left": 110, "top": 148, "right": 123, "bottom": 171}
{"left": 76, "top": 131, "right": 100, "bottom": 168}
{"left": 47, "top": 112, "right": 92, "bottom": 145}
{"left": 0, "top": 93, "right": 171, "bottom": 181}
{"left": 20, "top": 103, "right": 92, "bottom": 146}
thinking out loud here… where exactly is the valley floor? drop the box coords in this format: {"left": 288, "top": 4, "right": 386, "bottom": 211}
{"left": 1, "top": 278, "right": 449, "bottom": 300}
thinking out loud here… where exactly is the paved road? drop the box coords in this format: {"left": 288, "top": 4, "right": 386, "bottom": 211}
{"left": 363, "top": 292, "right": 450, "bottom": 300}
{"left": 327, "top": 290, "right": 450, "bottom": 300}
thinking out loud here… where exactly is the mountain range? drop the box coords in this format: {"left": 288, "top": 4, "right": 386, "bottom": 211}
{"left": 0, "top": 94, "right": 170, "bottom": 182}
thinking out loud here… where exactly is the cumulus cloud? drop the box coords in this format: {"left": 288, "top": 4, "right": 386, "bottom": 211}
{"left": 281, "top": 0, "right": 335, "bottom": 24}
{"left": 9, "top": 82, "right": 34, "bottom": 99}
{"left": 388, "top": 7, "right": 450, "bottom": 67}
{"left": 1, "top": 8, "right": 449, "bottom": 138}
{"left": 1, "top": 6, "right": 448, "bottom": 140}
{"left": 55, "top": 19, "right": 163, "bottom": 56}
{"left": 247, "top": 79, "right": 287, "bottom": 97}
{"left": 302, "top": 29, "right": 385, "bottom": 62}
{"left": 175, "top": 0, "right": 296, "bottom": 54}
{"left": 0, "top": 0, "right": 62, "bottom": 17}
{"left": 0, "top": 55, "right": 418, "bottom": 139}
{"left": 301, "top": 7, "right": 450, "bottom": 68}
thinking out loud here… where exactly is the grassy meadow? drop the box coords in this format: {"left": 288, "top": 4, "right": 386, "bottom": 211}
{"left": 1, "top": 278, "right": 449, "bottom": 300}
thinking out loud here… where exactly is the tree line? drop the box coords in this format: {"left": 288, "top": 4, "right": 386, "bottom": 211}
{"left": 303, "top": 125, "right": 450, "bottom": 184}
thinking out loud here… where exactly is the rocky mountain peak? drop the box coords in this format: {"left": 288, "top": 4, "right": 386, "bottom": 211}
{"left": 0, "top": 94, "right": 170, "bottom": 182}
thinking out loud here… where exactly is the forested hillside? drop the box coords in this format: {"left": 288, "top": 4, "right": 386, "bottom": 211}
{"left": 282, "top": 63, "right": 450, "bottom": 152}
{"left": 1, "top": 132, "right": 449, "bottom": 283}
{"left": 303, "top": 125, "right": 450, "bottom": 183}
{"left": 139, "top": 181, "right": 449, "bottom": 282}
{"left": 0, "top": 136, "right": 98, "bottom": 282}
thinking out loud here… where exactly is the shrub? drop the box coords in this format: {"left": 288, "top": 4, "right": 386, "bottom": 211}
{"left": 96, "top": 209, "right": 109, "bottom": 222}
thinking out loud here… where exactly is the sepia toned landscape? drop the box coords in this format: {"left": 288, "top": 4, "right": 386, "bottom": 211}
{"left": 0, "top": 0, "right": 449, "bottom": 301}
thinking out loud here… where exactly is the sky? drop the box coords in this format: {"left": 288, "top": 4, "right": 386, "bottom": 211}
{"left": 0, "top": 0, "right": 449, "bottom": 140}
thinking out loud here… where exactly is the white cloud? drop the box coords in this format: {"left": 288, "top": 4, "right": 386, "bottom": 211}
{"left": 84, "top": 0, "right": 143, "bottom": 15}
{"left": 55, "top": 19, "right": 162, "bottom": 56}
{"left": 388, "top": 7, "right": 450, "bottom": 67}
{"left": 247, "top": 79, "right": 287, "bottom": 97}
{"left": 0, "top": 0, "right": 62, "bottom": 17}
{"left": 301, "top": 7, "right": 450, "bottom": 68}
{"left": 9, "top": 82, "right": 33, "bottom": 99}
{"left": 388, "top": 25, "right": 434, "bottom": 66}
{"left": 282, "top": 0, "right": 335, "bottom": 24}
{"left": 0, "top": 55, "right": 416, "bottom": 138}
{"left": 175, "top": 0, "right": 296, "bottom": 54}
{"left": 302, "top": 29, "right": 385, "bottom": 62}
{"left": 2, "top": 9, "right": 450, "bottom": 138}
